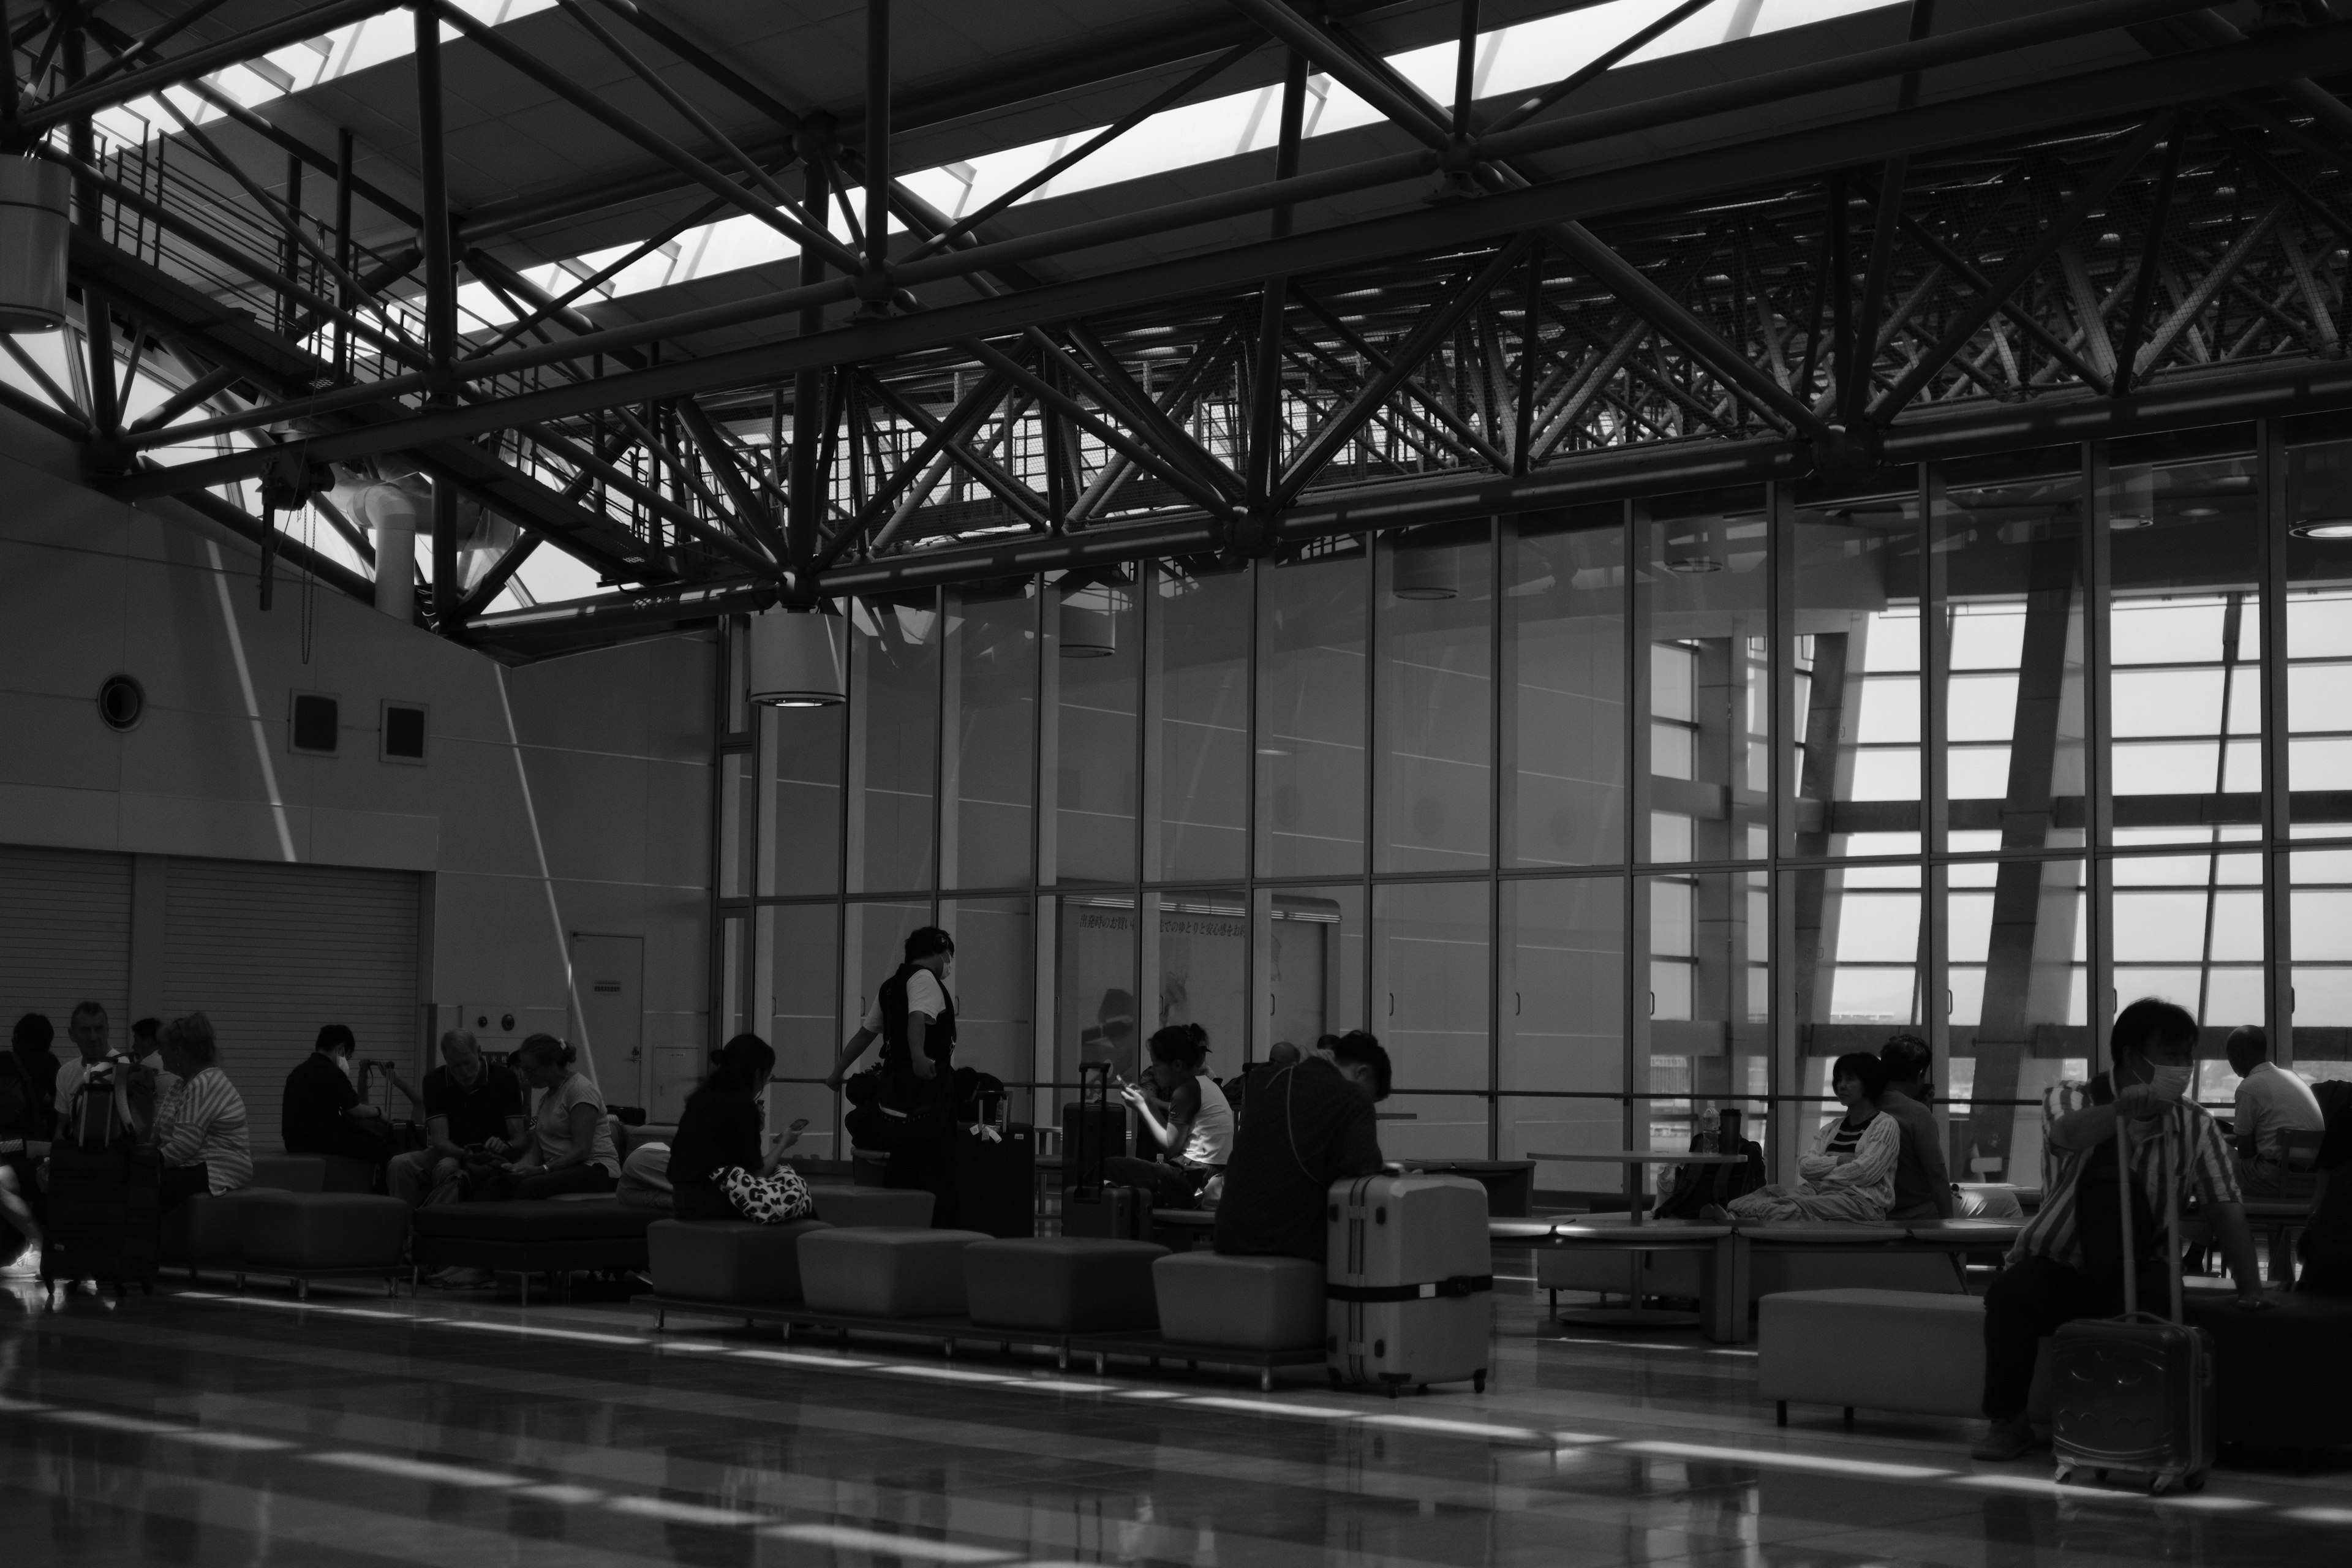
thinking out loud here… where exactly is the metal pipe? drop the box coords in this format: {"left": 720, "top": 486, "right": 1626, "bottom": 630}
{"left": 863, "top": 0, "right": 891, "bottom": 307}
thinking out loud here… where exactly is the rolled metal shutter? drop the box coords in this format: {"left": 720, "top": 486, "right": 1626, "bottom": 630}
{"left": 0, "top": 844, "right": 132, "bottom": 1033}
{"left": 164, "top": 858, "right": 421, "bottom": 1150}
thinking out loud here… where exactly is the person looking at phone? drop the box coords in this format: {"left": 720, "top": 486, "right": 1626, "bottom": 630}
{"left": 1106, "top": 1023, "right": 1232, "bottom": 1210}
{"left": 1971, "top": 998, "right": 2271, "bottom": 1463}
{"left": 388, "top": 1031, "right": 526, "bottom": 1208}
{"left": 669, "top": 1033, "right": 812, "bottom": 1223}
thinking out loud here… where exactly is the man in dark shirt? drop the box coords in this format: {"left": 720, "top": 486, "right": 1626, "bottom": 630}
{"left": 1877, "top": 1033, "right": 1956, "bottom": 1222}
{"left": 387, "top": 1031, "right": 526, "bottom": 1207}
{"left": 1214, "top": 1031, "right": 1390, "bottom": 1263}
{"left": 282, "top": 1023, "right": 391, "bottom": 1166}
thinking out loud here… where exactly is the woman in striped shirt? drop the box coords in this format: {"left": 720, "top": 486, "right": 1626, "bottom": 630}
{"left": 151, "top": 1014, "right": 254, "bottom": 1210}
{"left": 1708, "top": 1052, "right": 1901, "bottom": 1224}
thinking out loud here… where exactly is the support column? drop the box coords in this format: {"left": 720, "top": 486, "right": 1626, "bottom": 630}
{"left": 416, "top": 1, "right": 460, "bottom": 634}
{"left": 859, "top": 0, "right": 891, "bottom": 316}
{"left": 2258, "top": 419, "right": 2295, "bottom": 1065}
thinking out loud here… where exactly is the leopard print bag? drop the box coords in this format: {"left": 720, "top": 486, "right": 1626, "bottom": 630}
{"left": 720, "top": 1163, "right": 815, "bottom": 1224}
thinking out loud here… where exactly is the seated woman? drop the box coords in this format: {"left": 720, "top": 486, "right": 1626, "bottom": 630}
{"left": 1106, "top": 1023, "right": 1233, "bottom": 1210}
{"left": 669, "top": 1034, "right": 812, "bottom": 1224}
{"left": 1707, "top": 1053, "right": 1899, "bottom": 1224}
{"left": 150, "top": 1012, "right": 254, "bottom": 1211}
{"left": 487, "top": 1035, "right": 620, "bottom": 1200}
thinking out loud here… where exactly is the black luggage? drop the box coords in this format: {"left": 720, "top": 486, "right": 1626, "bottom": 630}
{"left": 42, "top": 1142, "right": 164, "bottom": 1295}
{"left": 952, "top": 1120, "right": 1036, "bottom": 1238}
{"left": 1063, "top": 1183, "right": 1153, "bottom": 1240}
{"left": 1058, "top": 1062, "right": 1128, "bottom": 1190}
{"left": 2051, "top": 1097, "right": 2217, "bottom": 1494}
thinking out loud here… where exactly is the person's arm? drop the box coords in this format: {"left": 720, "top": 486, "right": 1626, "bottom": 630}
{"left": 907, "top": 1013, "right": 937, "bottom": 1080}
{"left": 2046, "top": 1079, "right": 2160, "bottom": 1154}
{"left": 824, "top": 1027, "right": 878, "bottom": 1091}
{"left": 1816, "top": 1114, "right": 1900, "bottom": 1189}
{"left": 2208, "top": 1201, "right": 2268, "bottom": 1300}
{"left": 153, "top": 1080, "right": 208, "bottom": 1166}
{"left": 1917, "top": 1106, "right": 1958, "bottom": 1220}
{"left": 497, "top": 1115, "right": 528, "bottom": 1153}
{"left": 2232, "top": 1084, "right": 2258, "bottom": 1161}
{"left": 426, "top": 1114, "right": 466, "bottom": 1161}
{"left": 382, "top": 1069, "right": 422, "bottom": 1114}
{"left": 1333, "top": 1100, "right": 1385, "bottom": 1180}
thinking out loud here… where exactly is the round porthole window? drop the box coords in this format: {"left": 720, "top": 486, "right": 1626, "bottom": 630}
{"left": 97, "top": 674, "right": 145, "bottom": 732}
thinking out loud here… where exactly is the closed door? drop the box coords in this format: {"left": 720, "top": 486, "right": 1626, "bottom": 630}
{"left": 570, "top": 933, "right": 642, "bottom": 1105}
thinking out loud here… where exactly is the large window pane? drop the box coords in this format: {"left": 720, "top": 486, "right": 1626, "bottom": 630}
{"left": 2108, "top": 849, "right": 2263, "bottom": 1111}
{"left": 1932, "top": 453, "right": 2086, "bottom": 854}
{"left": 2290, "top": 850, "right": 2352, "bottom": 1083}
{"left": 847, "top": 594, "right": 940, "bottom": 894}
{"left": 1504, "top": 505, "right": 1625, "bottom": 868}
{"left": 1257, "top": 540, "right": 1367, "bottom": 878}
{"left": 2285, "top": 437, "right": 2352, "bottom": 831}
{"left": 1791, "top": 483, "right": 1922, "bottom": 846}
{"left": 1055, "top": 892, "right": 1138, "bottom": 1091}
{"left": 940, "top": 896, "right": 1034, "bottom": 1106}
{"left": 719, "top": 750, "right": 754, "bottom": 899}
{"left": 763, "top": 704, "right": 842, "bottom": 895}
{"left": 1044, "top": 572, "right": 1139, "bottom": 885}
{"left": 758, "top": 903, "right": 839, "bottom": 1158}
{"left": 1376, "top": 524, "right": 1493, "bottom": 873}
{"left": 2103, "top": 437, "right": 2258, "bottom": 818}
{"left": 942, "top": 581, "right": 1036, "bottom": 891}
{"left": 1642, "top": 867, "right": 1771, "bottom": 1172}
{"left": 1148, "top": 888, "right": 1248, "bottom": 1075}
{"left": 1147, "top": 563, "right": 1250, "bottom": 883}
{"left": 1372, "top": 881, "right": 1489, "bottom": 1159}
{"left": 1946, "top": 856, "right": 2086, "bottom": 1191}
{"left": 1254, "top": 884, "right": 1364, "bottom": 1057}
{"left": 1501, "top": 876, "right": 1624, "bottom": 1172}
{"left": 1643, "top": 489, "right": 1770, "bottom": 865}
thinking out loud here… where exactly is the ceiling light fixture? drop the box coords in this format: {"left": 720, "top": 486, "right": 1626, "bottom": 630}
{"left": 2291, "top": 518, "right": 2352, "bottom": 539}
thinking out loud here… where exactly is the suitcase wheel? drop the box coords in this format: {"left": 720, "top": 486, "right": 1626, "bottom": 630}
{"left": 2180, "top": 1472, "right": 2206, "bottom": 1493}
{"left": 2149, "top": 1474, "right": 2173, "bottom": 1497}
{"left": 2053, "top": 1466, "right": 2075, "bottom": 1485}
{"left": 1473, "top": 1371, "right": 1487, "bottom": 1394}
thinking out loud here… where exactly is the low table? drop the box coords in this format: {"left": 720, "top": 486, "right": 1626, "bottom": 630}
{"left": 1527, "top": 1150, "right": 1751, "bottom": 1327}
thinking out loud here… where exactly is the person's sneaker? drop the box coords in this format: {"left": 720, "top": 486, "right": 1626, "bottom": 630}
{"left": 427, "top": 1267, "right": 492, "bottom": 1289}
{"left": 1970, "top": 1415, "right": 2037, "bottom": 1462}
{"left": 0, "top": 1247, "right": 40, "bottom": 1279}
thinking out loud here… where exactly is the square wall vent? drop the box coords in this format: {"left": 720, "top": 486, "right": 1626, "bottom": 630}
{"left": 382, "top": 701, "right": 428, "bottom": 764}
{"left": 289, "top": 692, "right": 339, "bottom": 755}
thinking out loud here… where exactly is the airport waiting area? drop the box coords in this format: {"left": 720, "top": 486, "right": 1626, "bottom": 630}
{"left": 9, "top": 1, "right": 2352, "bottom": 1565}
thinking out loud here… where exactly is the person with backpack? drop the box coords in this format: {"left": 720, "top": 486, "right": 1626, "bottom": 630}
{"left": 827, "top": 927, "right": 960, "bottom": 1219}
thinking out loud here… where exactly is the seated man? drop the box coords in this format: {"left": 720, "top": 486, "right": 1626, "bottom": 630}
{"left": 1973, "top": 999, "right": 2271, "bottom": 1462}
{"left": 388, "top": 1030, "right": 526, "bottom": 1208}
{"left": 1875, "top": 1034, "right": 1957, "bottom": 1223}
{"left": 51, "top": 1001, "right": 149, "bottom": 1139}
{"left": 2225, "top": 1025, "right": 2323, "bottom": 1200}
{"left": 1213, "top": 1031, "right": 1389, "bottom": 1263}
{"left": 2299, "top": 1082, "right": 2352, "bottom": 1294}
{"left": 282, "top": 1024, "right": 391, "bottom": 1167}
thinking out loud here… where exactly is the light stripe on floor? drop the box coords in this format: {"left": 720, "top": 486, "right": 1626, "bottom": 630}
{"left": 308, "top": 1452, "right": 526, "bottom": 1488}
{"left": 763, "top": 1523, "right": 1019, "bottom": 1561}
{"left": 1624, "top": 1439, "right": 1948, "bottom": 1480}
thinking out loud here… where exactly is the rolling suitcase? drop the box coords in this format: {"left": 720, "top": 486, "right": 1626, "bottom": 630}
{"left": 2051, "top": 1105, "right": 2216, "bottom": 1494}
{"left": 1326, "top": 1173, "right": 1493, "bottom": 1395}
{"left": 1060, "top": 1063, "right": 1148, "bottom": 1238}
{"left": 952, "top": 1120, "right": 1037, "bottom": 1238}
{"left": 41, "top": 1141, "right": 164, "bottom": 1297}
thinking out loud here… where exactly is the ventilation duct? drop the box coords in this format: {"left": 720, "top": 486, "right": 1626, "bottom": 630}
{"left": 326, "top": 464, "right": 511, "bottom": 621}
{"left": 748, "top": 608, "right": 848, "bottom": 706}
{"left": 0, "top": 160, "right": 69, "bottom": 333}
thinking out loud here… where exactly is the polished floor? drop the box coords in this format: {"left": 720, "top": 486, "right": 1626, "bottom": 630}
{"left": 2, "top": 1263, "right": 2345, "bottom": 1567}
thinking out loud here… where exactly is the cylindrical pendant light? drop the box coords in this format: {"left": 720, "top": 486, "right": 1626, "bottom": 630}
{"left": 749, "top": 608, "right": 848, "bottom": 706}
{"left": 1390, "top": 526, "right": 1461, "bottom": 600}
{"left": 0, "top": 160, "right": 70, "bottom": 333}
{"left": 1058, "top": 584, "right": 1120, "bottom": 658}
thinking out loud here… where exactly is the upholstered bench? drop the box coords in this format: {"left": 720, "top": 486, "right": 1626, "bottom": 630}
{"left": 1151, "top": 1252, "right": 1324, "bottom": 1351}
{"left": 964, "top": 1237, "right": 1166, "bottom": 1334}
{"left": 2183, "top": 1289, "right": 2352, "bottom": 1453}
{"left": 411, "top": 1198, "right": 662, "bottom": 1304}
{"left": 235, "top": 1193, "right": 410, "bottom": 1299}
{"left": 1759, "top": 1288, "right": 2050, "bottom": 1428}
{"left": 249, "top": 1155, "right": 325, "bottom": 1193}
{"left": 647, "top": 1218, "right": 829, "bottom": 1305}
{"left": 809, "top": 1186, "right": 935, "bottom": 1227}
{"left": 1747, "top": 1221, "right": 1963, "bottom": 1297}
{"left": 159, "top": 1186, "right": 285, "bottom": 1273}
{"left": 799, "top": 1227, "right": 989, "bottom": 1317}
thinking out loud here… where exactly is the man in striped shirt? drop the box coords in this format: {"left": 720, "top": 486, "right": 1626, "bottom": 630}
{"left": 1973, "top": 999, "right": 2271, "bottom": 1461}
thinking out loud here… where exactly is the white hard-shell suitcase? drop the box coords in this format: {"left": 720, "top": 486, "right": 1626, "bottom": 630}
{"left": 1326, "top": 1173, "right": 1492, "bottom": 1394}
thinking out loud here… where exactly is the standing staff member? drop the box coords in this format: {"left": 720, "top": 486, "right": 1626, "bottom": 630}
{"left": 827, "top": 927, "right": 960, "bottom": 1221}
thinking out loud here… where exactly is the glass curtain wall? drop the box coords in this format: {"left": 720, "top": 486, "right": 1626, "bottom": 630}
{"left": 714, "top": 422, "right": 2349, "bottom": 1184}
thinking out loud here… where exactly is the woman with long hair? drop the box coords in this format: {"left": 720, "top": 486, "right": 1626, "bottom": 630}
{"left": 669, "top": 1034, "right": 812, "bottom": 1223}
{"left": 1105, "top": 1022, "right": 1232, "bottom": 1210}
{"left": 150, "top": 1013, "right": 254, "bottom": 1212}
{"left": 1709, "top": 1052, "right": 1901, "bottom": 1224}
{"left": 491, "top": 1035, "right": 620, "bottom": 1200}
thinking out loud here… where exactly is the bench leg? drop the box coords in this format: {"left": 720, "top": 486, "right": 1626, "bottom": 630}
{"left": 296, "top": 1278, "right": 308, "bottom": 1303}
{"left": 1843, "top": 1407, "right": 1854, "bottom": 1431}
{"left": 1776, "top": 1401, "right": 1787, "bottom": 1427}
{"left": 520, "top": 1273, "right": 530, "bottom": 1310}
